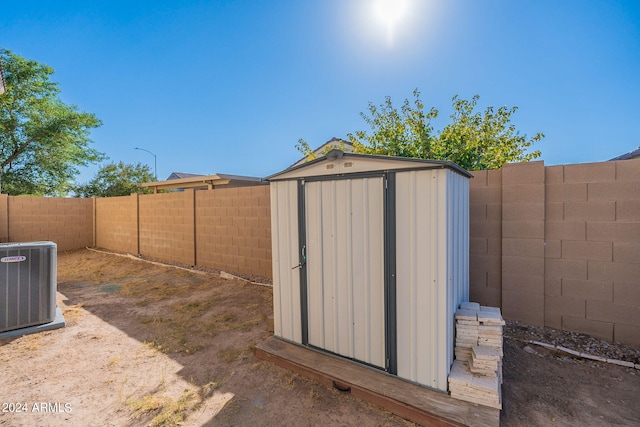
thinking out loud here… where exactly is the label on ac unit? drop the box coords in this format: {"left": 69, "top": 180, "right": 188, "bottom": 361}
{"left": 1, "top": 256, "right": 27, "bottom": 263}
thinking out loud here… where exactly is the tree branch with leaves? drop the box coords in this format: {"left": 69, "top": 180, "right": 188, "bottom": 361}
{"left": 0, "top": 48, "right": 104, "bottom": 195}
{"left": 298, "top": 89, "right": 543, "bottom": 171}
{"left": 74, "top": 162, "right": 155, "bottom": 198}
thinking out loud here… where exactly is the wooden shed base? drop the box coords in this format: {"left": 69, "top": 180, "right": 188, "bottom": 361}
{"left": 255, "top": 336, "right": 499, "bottom": 427}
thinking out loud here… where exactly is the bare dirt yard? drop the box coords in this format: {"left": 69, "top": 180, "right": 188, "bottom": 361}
{"left": 1, "top": 249, "right": 639, "bottom": 426}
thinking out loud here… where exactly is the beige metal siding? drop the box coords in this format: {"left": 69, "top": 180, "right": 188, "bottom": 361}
{"left": 395, "top": 169, "right": 468, "bottom": 392}
{"left": 270, "top": 180, "right": 302, "bottom": 343}
{"left": 305, "top": 178, "right": 385, "bottom": 368}
{"left": 446, "top": 170, "right": 470, "bottom": 370}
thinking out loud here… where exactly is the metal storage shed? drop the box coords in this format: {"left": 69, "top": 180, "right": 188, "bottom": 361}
{"left": 267, "top": 149, "right": 471, "bottom": 392}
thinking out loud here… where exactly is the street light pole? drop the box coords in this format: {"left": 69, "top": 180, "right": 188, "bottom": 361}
{"left": 134, "top": 147, "right": 157, "bottom": 180}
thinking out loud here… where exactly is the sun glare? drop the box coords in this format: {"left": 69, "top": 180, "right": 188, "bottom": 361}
{"left": 374, "top": 0, "right": 408, "bottom": 45}
{"left": 375, "top": 0, "right": 406, "bottom": 25}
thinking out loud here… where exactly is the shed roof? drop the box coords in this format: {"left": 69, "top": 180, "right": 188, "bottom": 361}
{"left": 289, "top": 137, "right": 355, "bottom": 168}
{"left": 139, "top": 173, "right": 264, "bottom": 193}
{"left": 267, "top": 149, "right": 472, "bottom": 181}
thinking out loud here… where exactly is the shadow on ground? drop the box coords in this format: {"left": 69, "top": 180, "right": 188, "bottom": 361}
{"left": 55, "top": 249, "right": 408, "bottom": 426}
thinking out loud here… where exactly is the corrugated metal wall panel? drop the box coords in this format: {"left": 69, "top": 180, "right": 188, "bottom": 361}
{"left": 351, "top": 179, "right": 385, "bottom": 365}
{"left": 446, "top": 173, "right": 455, "bottom": 370}
{"left": 305, "top": 178, "right": 385, "bottom": 368}
{"left": 396, "top": 169, "right": 452, "bottom": 391}
{"left": 435, "top": 170, "right": 450, "bottom": 391}
{"left": 444, "top": 171, "right": 470, "bottom": 377}
{"left": 305, "top": 180, "right": 327, "bottom": 349}
{"left": 270, "top": 181, "right": 302, "bottom": 343}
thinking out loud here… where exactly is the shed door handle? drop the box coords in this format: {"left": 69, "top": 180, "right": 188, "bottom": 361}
{"left": 292, "top": 245, "right": 306, "bottom": 270}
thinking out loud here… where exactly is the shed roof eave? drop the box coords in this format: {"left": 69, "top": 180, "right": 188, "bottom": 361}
{"left": 266, "top": 150, "right": 472, "bottom": 181}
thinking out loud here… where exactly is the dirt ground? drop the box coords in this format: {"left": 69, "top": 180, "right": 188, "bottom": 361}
{"left": 501, "top": 324, "right": 640, "bottom": 426}
{"left": 1, "top": 249, "right": 639, "bottom": 426}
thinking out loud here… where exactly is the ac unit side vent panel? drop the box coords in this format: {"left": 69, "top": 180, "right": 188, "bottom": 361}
{"left": 0, "top": 242, "right": 57, "bottom": 333}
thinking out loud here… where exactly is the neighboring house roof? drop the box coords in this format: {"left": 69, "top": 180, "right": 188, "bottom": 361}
{"left": 139, "top": 173, "right": 264, "bottom": 193}
{"left": 290, "top": 137, "right": 355, "bottom": 168}
{"left": 166, "top": 172, "right": 206, "bottom": 180}
{"left": 610, "top": 147, "right": 640, "bottom": 161}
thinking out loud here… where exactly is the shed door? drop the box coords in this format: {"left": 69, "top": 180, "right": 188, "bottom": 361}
{"left": 304, "top": 177, "right": 386, "bottom": 369}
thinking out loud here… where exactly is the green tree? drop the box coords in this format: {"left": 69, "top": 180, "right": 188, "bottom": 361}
{"left": 298, "top": 90, "right": 543, "bottom": 171}
{"left": 433, "top": 95, "right": 543, "bottom": 170}
{"left": 0, "top": 48, "right": 104, "bottom": 195}
{"left": 74, "top": 162, "right": 155, "bottom": 197}
{"left": 294, "top": 139, "right": 316, "bottom": 163}
{"left": 348, "top": 89, "right": 439, "bottom": 160}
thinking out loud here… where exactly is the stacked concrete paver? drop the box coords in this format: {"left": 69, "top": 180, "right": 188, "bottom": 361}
{"left": 448, "top": 302, "right": 505, "bottom": 410}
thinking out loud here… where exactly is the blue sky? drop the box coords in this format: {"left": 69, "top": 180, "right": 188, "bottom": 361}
{"left": 2, "top": 0, "right": 639, "bottom": 183}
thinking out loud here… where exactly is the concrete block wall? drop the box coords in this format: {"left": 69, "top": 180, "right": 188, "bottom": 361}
{"left": 196, "top": 185, "right": 271, "bottom": 278}
{"left": 543, "top": 160, "right": 640, "bottom": 344}
{"left": 7, "top": 196, "right": 93, "bottom": 250}
{"left": 139, "top": 190, "right": 196, "bottom": 266}
{"left": 92, "top": 185, "right": 272, "bottom": 279}
{"left": 469, "top": 169, "right": 503, "bottom": 308}
{"left": 95, "top": 194, "right": 138, "bottom": 254}
{"left": 0, "top": 194, "right": 8, "bottom": 242}
{"left": 468, "top": 158, "right": 640, "bottom": 346}
{"left": 501, "top": 161, "right": 546, "bottom": 326}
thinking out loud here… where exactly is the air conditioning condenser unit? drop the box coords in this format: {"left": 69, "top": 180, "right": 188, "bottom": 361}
{"left": 0, "top": 241, "right": 60, "bottom": 334}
